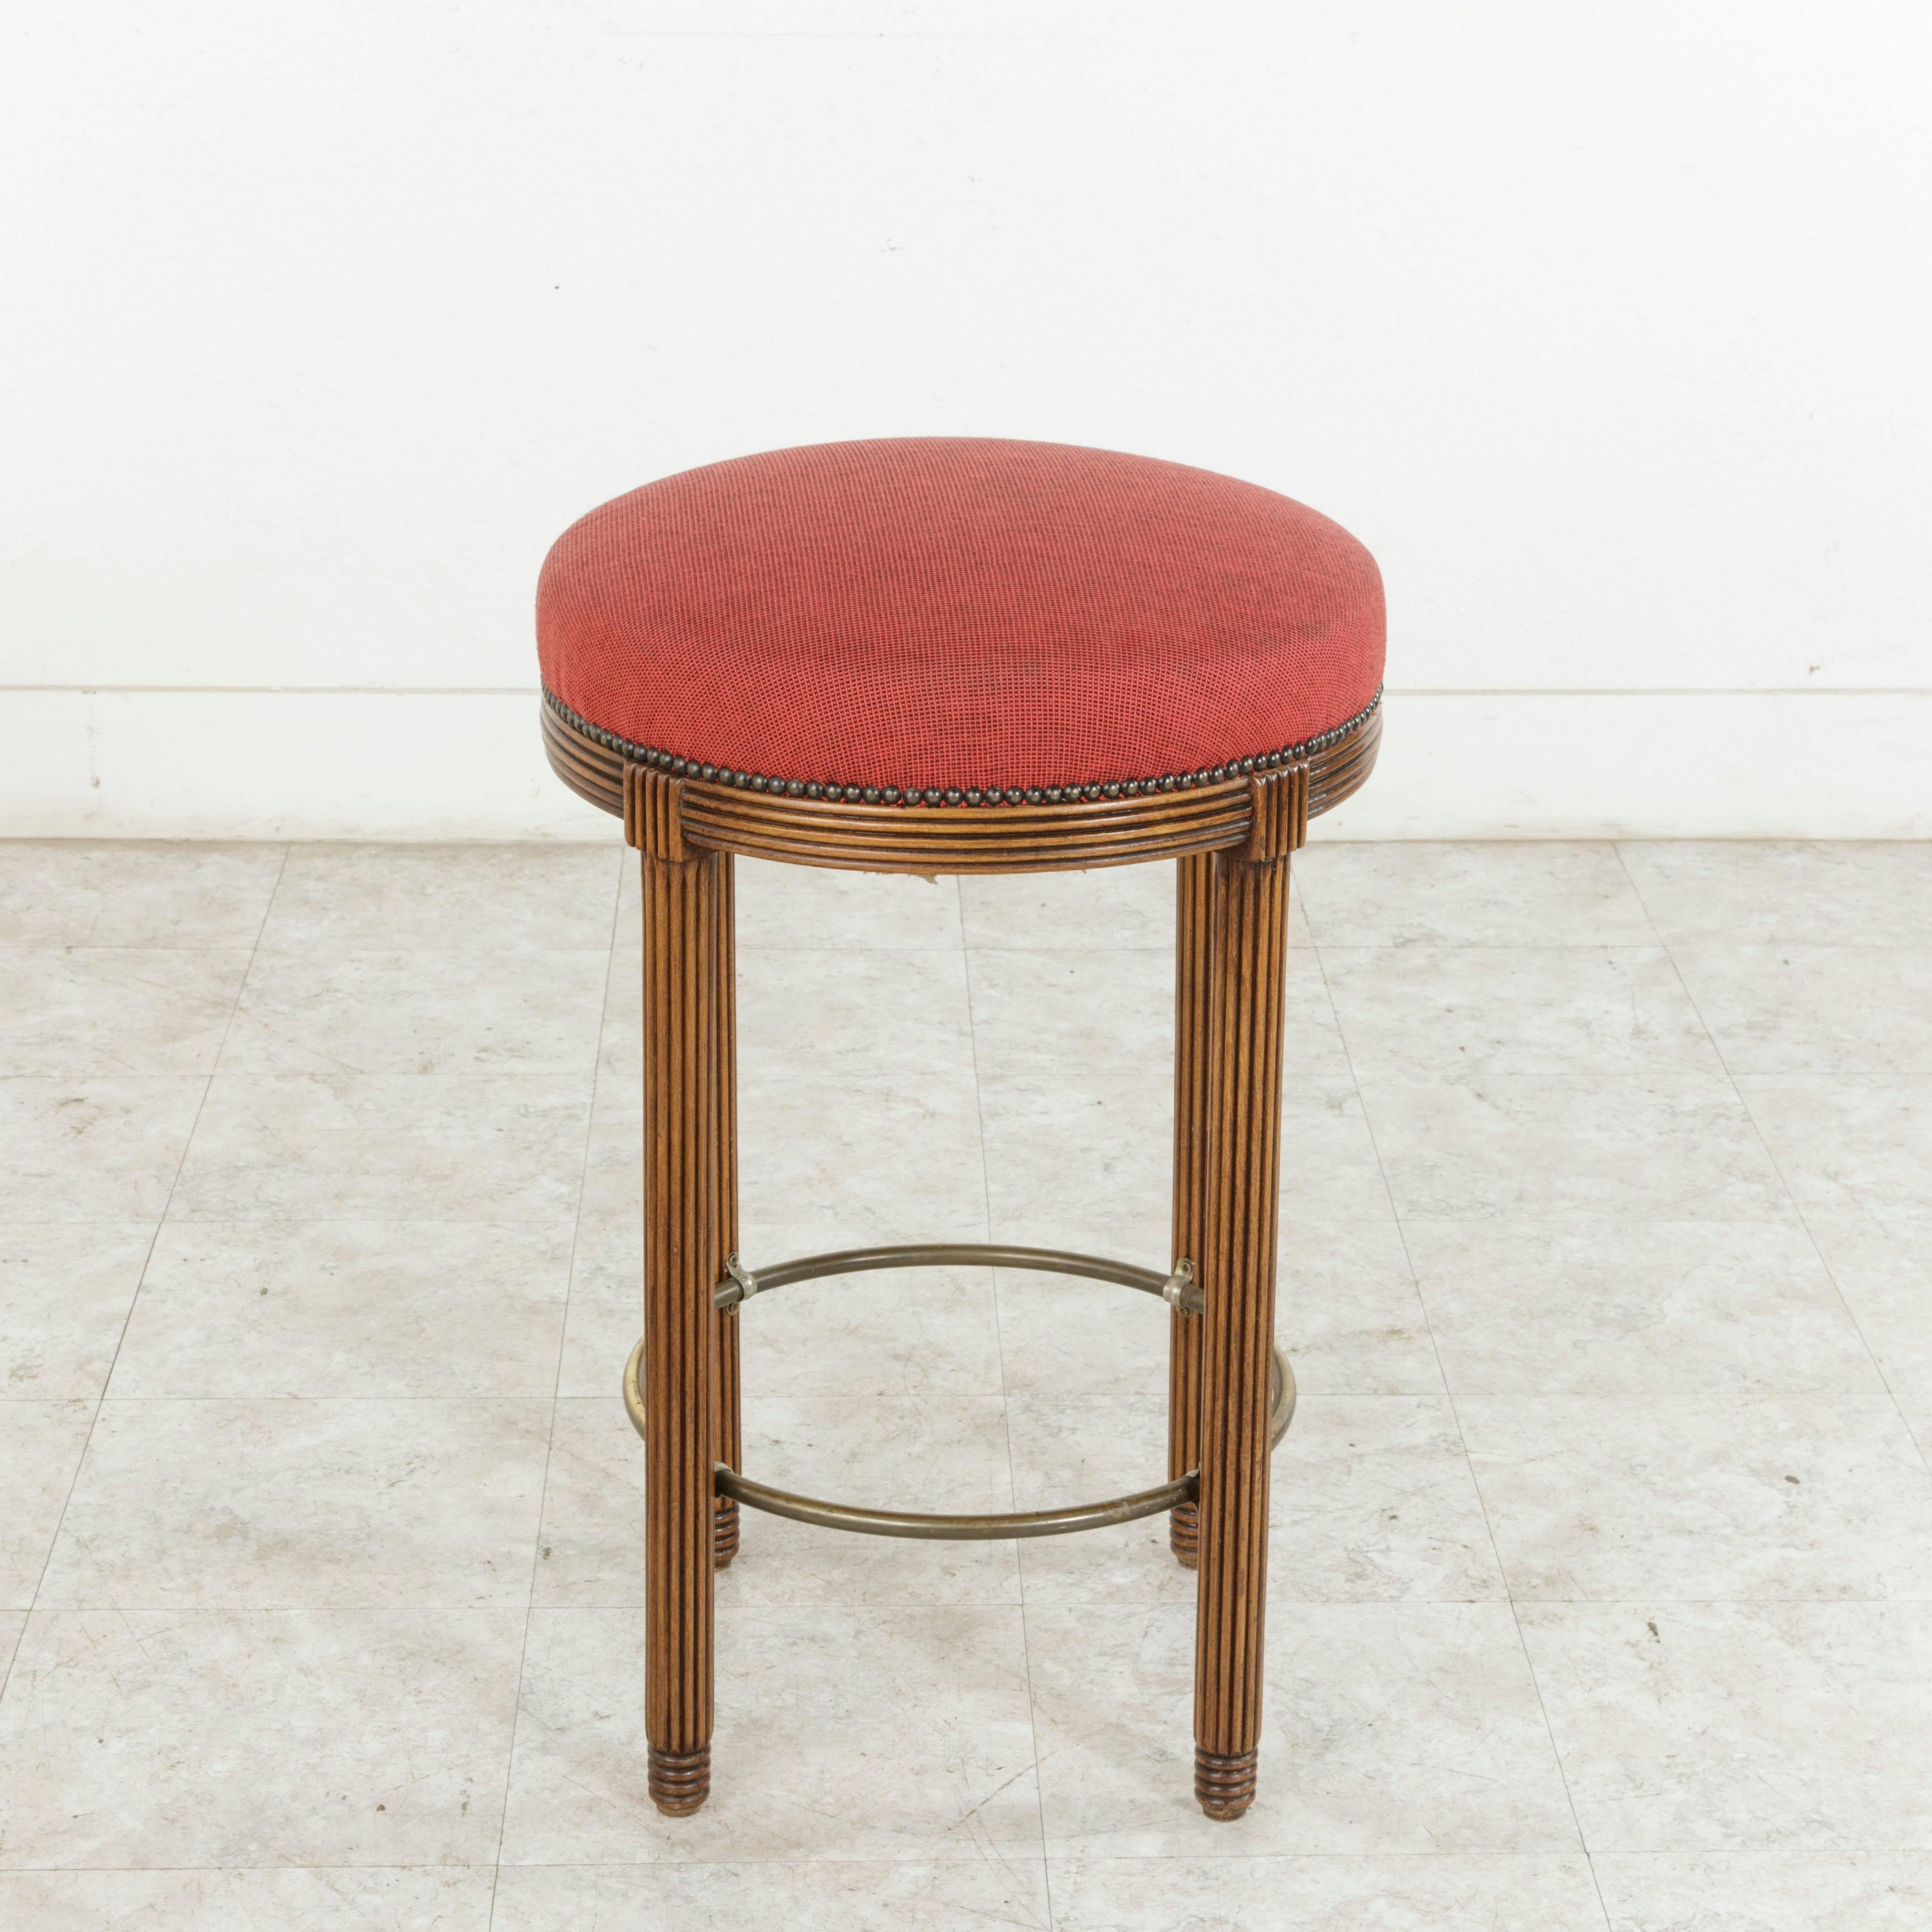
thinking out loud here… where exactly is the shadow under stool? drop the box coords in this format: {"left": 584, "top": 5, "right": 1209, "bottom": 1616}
{"left": 534, "top": 436, "right": 1386, "bottom": 1822}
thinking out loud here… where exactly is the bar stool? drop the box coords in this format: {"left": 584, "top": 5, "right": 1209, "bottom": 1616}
{"left": 536, "top": 437, "right": 1384, "bottom": 1822}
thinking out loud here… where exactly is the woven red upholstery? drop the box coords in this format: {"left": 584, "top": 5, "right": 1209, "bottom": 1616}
{"left": 537, "top": 438, "right": 1383, "bottom": 795}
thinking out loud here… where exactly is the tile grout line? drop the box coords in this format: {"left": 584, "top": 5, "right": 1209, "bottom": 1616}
{"left": 0, "top": 1849, "right": 1677, "bottom": 1871}
{"left": 957, "top": 881, "right": 1057, "bottom": 1925}
{"left": 0, "top": 843, "right": 292, "bottom": 1708}
{"left": 1301, "top": 852, "right": 1616, "bottom": 1932}
{"left": 485, "top": 844, "right": 626, "bottom": 1928}
{"left": 1610, "top": 841, "right": 1932, "bottom": 1479}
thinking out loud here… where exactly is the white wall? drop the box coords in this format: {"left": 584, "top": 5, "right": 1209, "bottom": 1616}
{"left": 3, "top": 1, "right": 1927, "bottom": 839}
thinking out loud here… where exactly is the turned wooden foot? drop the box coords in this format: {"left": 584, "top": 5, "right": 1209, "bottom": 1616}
{"left": 1194, "top": 1745, "right": 1258, "bottom": 1820}
{"left": 648, "top": 1743, "right": 712, "bottom": 1817}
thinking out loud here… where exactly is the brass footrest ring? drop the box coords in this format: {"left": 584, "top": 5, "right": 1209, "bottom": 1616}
{"left": 622, "top": 1243, "right": 1295, "bottom": 1543}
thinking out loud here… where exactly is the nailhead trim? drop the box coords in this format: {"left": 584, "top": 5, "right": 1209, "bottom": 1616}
{"left": 545, "top": 684, "right": 1383, "bottom": 807}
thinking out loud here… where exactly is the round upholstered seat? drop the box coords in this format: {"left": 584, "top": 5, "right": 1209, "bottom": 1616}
{"left": 538, "top": 437, "right": 1383, "bottom": 800}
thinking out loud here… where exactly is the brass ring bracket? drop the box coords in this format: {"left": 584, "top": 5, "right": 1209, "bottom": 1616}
{"left": 622, "top": 1242, "right": 1295, "bottom": 1543}
{"left": 1160, "top": 1257, "right": 1203, "bottom": 1316}
{"left": 716, "top": 1252, "right": 760, "bottom": 1309}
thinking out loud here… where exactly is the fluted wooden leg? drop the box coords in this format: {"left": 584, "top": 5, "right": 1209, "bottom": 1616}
{"left": 1191, "top": 821, "right": 1292, "bottom": 1821}
{"left": 641, "top": 838, "right": 721, "bottom": 1817}
{"left": 712, "top": 855, "right": 742, "bottom": 1570}
{"left": 1167, "top": 854, "right": 1213, "bottom": 1568}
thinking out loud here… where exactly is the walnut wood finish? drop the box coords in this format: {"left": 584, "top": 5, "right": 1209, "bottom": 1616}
{"left": 1191, "top": 771, "right": 1297, "bottom": 1821}
{"left": 584, "top": 717, "right": 1364, "bottom": 1822}
{"left": 631, "top": 758, "right": 742, "bottom": 1567}
{"left": 1170, "top": 762, "right": 1306, "bottom": 1576}
{"left": 1166, "top": 852, "right": 1211, "bottom": 1569}
{"left": 638, "top": 768, "right": 722, "bottom": 1817}
{"left": 681, "top": 781, "right": 1249, "bottom": 875}
{"left": 548, "top": 695, "right": 1378, "bottom": 872}
{"left": 712, "top": 854, "right": 742, "bottom": 1570}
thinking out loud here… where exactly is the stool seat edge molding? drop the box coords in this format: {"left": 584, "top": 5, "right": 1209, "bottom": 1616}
{"left": 544, "top": 690, "right": 1381, "bottom": 873}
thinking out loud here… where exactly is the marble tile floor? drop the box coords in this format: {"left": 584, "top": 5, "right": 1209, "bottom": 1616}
{"left": 1, "top": 836, "right": 1930, "bottom": 1931}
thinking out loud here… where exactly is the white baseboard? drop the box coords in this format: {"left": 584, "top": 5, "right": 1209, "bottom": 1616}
{"left": 1321, "top": 690, "right": 1931, "bottom": 840}
{"left": 0, "top": 687, "right": 1925, "bottom": 841}
{"left": 0, "top": 689, "right": 611, "bottom": 841}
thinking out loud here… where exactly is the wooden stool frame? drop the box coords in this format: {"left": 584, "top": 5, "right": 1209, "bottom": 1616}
{"left": 543, "top": 698, "right": 1381, "bottom": 1822}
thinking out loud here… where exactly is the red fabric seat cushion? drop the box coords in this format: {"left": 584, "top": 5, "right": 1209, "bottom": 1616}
{"left": 537, "top": 437, "right": 1383, "bottom": 796}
